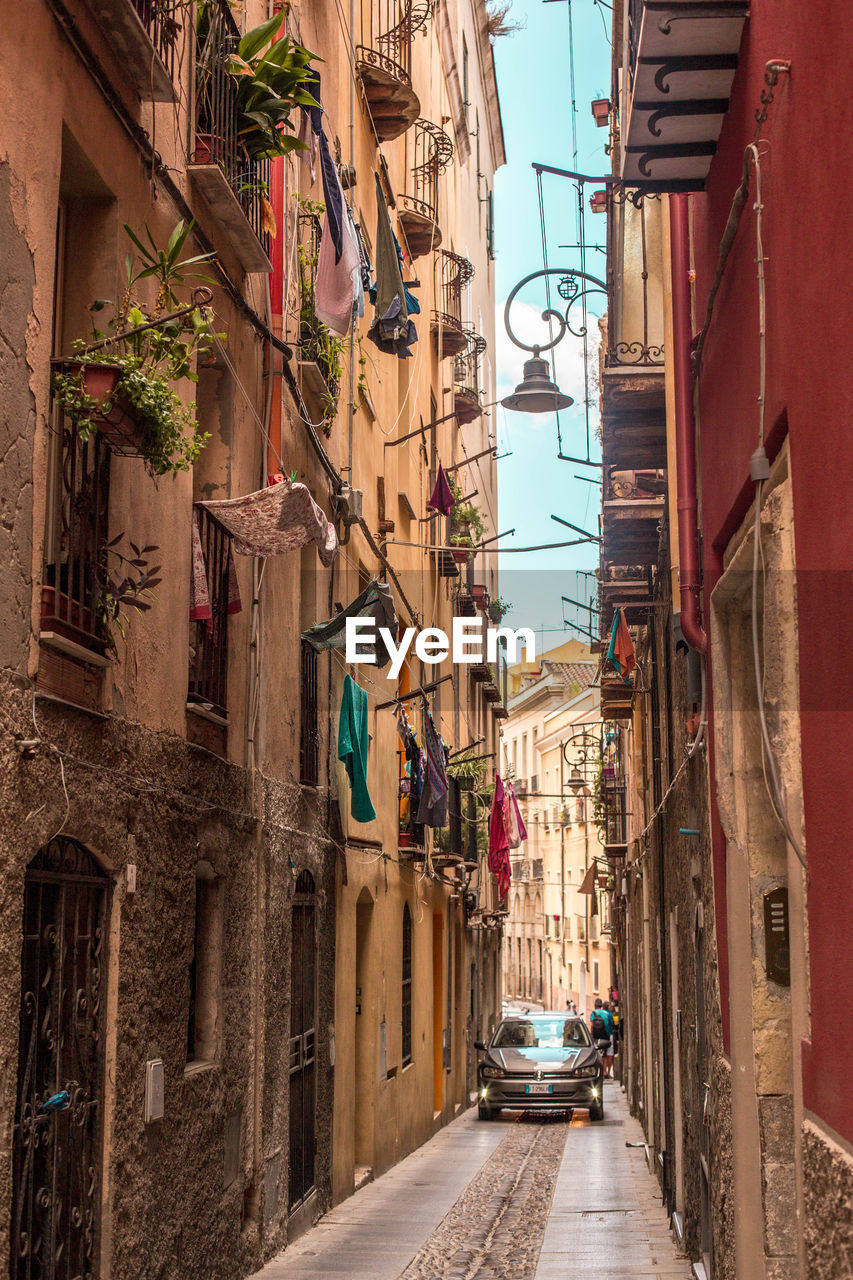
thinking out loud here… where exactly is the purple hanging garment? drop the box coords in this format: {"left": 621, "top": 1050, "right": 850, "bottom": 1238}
{"left": 428, "top": 464, "right": 455, "bottom": 517}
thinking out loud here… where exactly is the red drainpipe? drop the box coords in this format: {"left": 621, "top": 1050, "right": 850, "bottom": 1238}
{"left": 669, "top": 193, "right": 707, "bottom": 654}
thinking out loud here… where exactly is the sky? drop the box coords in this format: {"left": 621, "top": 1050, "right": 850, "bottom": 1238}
{"left": 489, "top": 0, "right": 612, "bottom": 652}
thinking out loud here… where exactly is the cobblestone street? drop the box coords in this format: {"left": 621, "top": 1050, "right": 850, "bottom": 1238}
{"left": 254, "top": 1085, "right": 693, "bottom": 1280}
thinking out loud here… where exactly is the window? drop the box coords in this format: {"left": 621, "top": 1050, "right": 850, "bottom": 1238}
{"left": 567, "top": 962, "right": 573, "bottom": 989}
{"left": 593, "top": 960, "right": 600, "bottom": 992}
{"left": 187, "top": 861, "right": 222, "bottom": 1066}
{"left": 402, "top": 904, "right": 413, "bottom": 1065}
{"left": 300, "top": 638, "right": 319, "bottom": 785}
{"left": 188, "top": 507, "right": 234, "bottom": 719}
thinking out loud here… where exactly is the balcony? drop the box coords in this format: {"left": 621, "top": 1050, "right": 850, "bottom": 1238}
{"left": 297, "top": 208, "right": 341, "bottom": 429}
{"left": 601, "top": 468, "right": 665, "bottom": 567}
{"left": 432, "top": 250, "right": 474, "bottom": 359}
{"left": 357, "top": 0, "right": 430, "bottom": 142}
{"left": 398, "top": 119, "right": 453, "bottom": 258}
{"left": 453, "top": 331, "right": 487, "bottom": 424}
{"left": 86, "top": 0, "right": 178, "bottom": 101}
{"left": 599, "top": 563, "right": 654, "bottom": 638}
{"left": 603, "top": 196, "right": 667, "bottom": 472}
{"left": 188, "top": 0, "right": 272, "bottom": 274}
{"left": 622, "top": 0, "right": 748, "bottom": 191}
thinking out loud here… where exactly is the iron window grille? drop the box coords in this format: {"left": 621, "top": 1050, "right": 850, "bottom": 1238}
{"left": 402, "top": 904, "right": 413, "bottom": 1065}
{"left": 300, "top": 639, "right": 320, "bottom": 786}
{"left": 42, "top": 419, "right": 112, "bottom": 654}
{"left": 188, "top": 507, "right": 233, "bottom": 719}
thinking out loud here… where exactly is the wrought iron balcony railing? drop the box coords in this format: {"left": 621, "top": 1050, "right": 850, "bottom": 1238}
{"left": 86, "top": 0, "right": 178, "bottom": 99}
{"left": 131, "top": 0, "right": 178, "bottom": 82}
{"left": 431, "top": 249, "right": 474, "bottom": 359}
{"left": 357, "top": 0, "right": 431, "bottom": 141}
{"left": 398, "top": 118, "right": 453, "bottom": 258}
{"left": 453, "top": 329, "right": 487, "bottom": 422}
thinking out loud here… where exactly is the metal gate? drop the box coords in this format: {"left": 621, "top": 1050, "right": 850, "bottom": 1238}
{"left": 288, "top": 870, "right": 316, "bottom": 1210}
{"left": 11, "top": 838, "right": 109, "bottom": 1280}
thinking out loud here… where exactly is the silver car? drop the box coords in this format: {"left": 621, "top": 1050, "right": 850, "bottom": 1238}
{"left": 475, "top": 1013, "right": 604, "bottom": 1121}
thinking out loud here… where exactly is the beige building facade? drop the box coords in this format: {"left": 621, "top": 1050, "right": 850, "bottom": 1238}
{"left": 500, "top": 644, "right": 613, "bottom": 1016}
{"left": 0, "top": 0, "right": 504, "bottom": 1276}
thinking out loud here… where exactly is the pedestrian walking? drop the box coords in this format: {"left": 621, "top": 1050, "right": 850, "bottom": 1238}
{"left": 589, "top": 998, "right": 615, "bottom": 1076}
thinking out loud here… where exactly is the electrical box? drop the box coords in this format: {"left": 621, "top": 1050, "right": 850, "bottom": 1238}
{"left": 144, "top": 1058, "right": 165, "bottom": 1123}
{"left": 337, "top": 485, "right": 364, "bottom": 525}
{"left": 764, "top": 886, "right": 790, "bottom": 986}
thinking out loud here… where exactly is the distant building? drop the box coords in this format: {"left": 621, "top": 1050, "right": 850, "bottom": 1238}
{"left": 500, "top": 645, "right": 614, "bottom": 1014}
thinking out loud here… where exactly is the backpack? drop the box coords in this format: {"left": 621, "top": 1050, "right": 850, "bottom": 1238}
{"left": 592, "top": 1012, "right": 609, "bottom": 1042}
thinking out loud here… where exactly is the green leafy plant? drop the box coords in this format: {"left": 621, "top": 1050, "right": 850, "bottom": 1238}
{"left": 447, "top": 750, "right": 489, "bottom": 791}
{"left": 297, "top": 196, "right": 348, "bottom": 435}
{"left": 225, "top": 9, "right": 321, "bottom": 160}
{"left": 51, "top": 220, "right": 220, "bottom": 477}
{"left": 95, "top": 535, "right": 161, "bottom": 653}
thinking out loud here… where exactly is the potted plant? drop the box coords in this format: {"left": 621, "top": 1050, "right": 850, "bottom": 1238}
{"left": 591, "top": 98, "right": 611, "bottom": 127}
{"left": 488, "top": 596, "right": 511, "bottom": 623}
{"left": 51, "top": 220, "right": 221, "bottom": 477}
{"left": 224, "top": 10, "right": 320, "bottom": 161}
{"left": 472, "top": 583, "right": 489, "bottom": 607}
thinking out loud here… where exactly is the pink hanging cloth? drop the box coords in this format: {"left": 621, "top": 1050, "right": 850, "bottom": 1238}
{"left": 427, "top": 464, "right": 455, "bottom": 517}
{"left": 488, "top": 775, "right": 512, "bottom": 901}
{"left": 198, "top": 478, "right": 337, "bottom": 566}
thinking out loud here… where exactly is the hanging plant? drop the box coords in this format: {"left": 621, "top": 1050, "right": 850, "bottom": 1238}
{"left": 50, "top": 220, "right": 221, "bottom": 477}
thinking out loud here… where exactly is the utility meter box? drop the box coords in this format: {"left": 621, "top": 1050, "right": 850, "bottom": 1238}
{"left": 144, "top": 1058, "right": 165, "bottom": 1123}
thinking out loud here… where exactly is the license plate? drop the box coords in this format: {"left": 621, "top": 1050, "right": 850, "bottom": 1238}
{"left": 525, "top": 1083, "right": 552, "bottom": 1095}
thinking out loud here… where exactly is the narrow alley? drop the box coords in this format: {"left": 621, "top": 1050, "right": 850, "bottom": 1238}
{"left": 255, "top": 1086, "right": 691, "bottom": 1280}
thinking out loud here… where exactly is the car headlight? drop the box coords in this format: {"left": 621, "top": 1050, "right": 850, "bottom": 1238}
{"left": 480, "top": 1064, "right": 506, "bottom": 1079}
{"left": 571, "top": 1065, "right": 599, "bottom": 1079}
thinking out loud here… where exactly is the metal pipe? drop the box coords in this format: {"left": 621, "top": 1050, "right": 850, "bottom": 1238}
{"left": 669, "top": 194, "right": 707, "bottom": 653}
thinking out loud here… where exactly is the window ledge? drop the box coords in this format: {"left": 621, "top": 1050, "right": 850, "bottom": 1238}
{"left": 40, "top": 631, "right": 111, "bottom": 668}
{"left": 184, "top": 1059, "right": 218, "bottom": 1078}
{"left": 186, "top": 701, "right": 229, "bottom": 727}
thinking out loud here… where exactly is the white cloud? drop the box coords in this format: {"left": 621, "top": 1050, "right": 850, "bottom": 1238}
{"left": 494, "top": 296, "right": 602, "bottom": 406}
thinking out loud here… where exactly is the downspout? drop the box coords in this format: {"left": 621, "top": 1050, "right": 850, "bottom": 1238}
{"left": 668, "top": 194, "right": 707, "bottom": 654}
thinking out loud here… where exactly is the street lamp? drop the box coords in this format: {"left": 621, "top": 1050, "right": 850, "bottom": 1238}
{"left": 500, "top": 267, "right": 607, "bottom": 416}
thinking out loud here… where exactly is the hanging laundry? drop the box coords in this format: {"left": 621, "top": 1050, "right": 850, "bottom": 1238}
{"left": 296, "top": 69, "right": 322, "bottom": 183}
{"left": 315, "top": 198, "right": 360, "bottom": 336}
{"left": 302, "top": 580, "right": 397, "bottom": 666}
{"left": 368, "top": 232, "right": 420, "bottom": 315}
{"left": 415, "top": 706, "right": 449, "bottom": 827}
{"left": 606, "top": 606, "right": 636, "bottom": 682}
{"left": 488, "top": 775, "right": 512, "bottom": 901}
{"left": 367, "top": 173, "right": 417, "bottom": 359}
{"left": 198, "top": 479, "right": 337, "bottom": 566}
{"left": 190, "top": 509, "right": 242, "bottom": 632}
{"left": 316, "top": 128, "right": 345, "bottom": 263}
{"left": 427, "top": 464, "right": 455, "bottom": 517}
{"left": 338, "top": 674, "right": 376, "bottom": 823}
{"left": 504, "top": 779, "right": 527, "bottom": 849}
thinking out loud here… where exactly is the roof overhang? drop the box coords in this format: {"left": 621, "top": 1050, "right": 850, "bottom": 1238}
{"left": 622, "top": 1, "right": 749, "bottom": 191}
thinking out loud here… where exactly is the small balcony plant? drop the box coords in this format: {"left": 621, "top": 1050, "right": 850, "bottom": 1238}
{"left": 51, "top": 220, "right": 221, "bottom": 477}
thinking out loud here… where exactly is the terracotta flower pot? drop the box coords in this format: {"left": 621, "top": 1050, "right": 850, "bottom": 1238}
{"left": 51, "top": 359, "right": 148, "bottom": 457}
{"left": 399, "top": 831, "right": 413, "bottom": 848}
{"left": 452, "top": 548, "right": 470, "bottom": 564}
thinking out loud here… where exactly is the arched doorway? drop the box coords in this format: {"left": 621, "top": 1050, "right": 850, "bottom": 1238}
{"left": 289, "top": 870, "right": 316, "bottom": 1210}
{"left": 11, "top": 836, "right": 110, "bottom": 1280}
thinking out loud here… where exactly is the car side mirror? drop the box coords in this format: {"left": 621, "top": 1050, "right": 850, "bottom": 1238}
{"left": 474, "top": 1040, "right": 487, "bottom": 1051}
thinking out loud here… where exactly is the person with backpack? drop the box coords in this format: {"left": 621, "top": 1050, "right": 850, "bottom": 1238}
{"left": 589, "top": 998, "right": 615, "bottom": 1077}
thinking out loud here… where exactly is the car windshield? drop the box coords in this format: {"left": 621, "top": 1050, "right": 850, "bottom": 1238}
{"left": 492, "top": 1017, "right": 592, "bottom": 1050}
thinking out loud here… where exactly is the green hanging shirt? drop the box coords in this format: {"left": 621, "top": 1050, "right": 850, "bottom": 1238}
{"left": 338, "top": 674, "right": 376, "bottom": 823}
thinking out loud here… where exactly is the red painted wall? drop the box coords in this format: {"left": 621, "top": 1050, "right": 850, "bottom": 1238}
{"left": 690, "top": 2, "right": 853, "bottom": 1141}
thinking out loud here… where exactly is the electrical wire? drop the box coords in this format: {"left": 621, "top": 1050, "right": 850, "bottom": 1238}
{"left": 742, "top": 142, "right": 806, "bottom": 869}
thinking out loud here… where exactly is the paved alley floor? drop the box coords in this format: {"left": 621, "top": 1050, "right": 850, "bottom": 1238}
{"left": 254, "top": 1083, "right": 694, "bottom": 1280}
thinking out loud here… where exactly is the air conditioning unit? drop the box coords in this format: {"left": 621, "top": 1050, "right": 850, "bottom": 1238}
{"left": 530, "top": 774, "right": 540, "bottom": 794}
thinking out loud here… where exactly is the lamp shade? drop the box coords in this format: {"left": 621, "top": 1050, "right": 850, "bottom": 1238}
{"left": 500, "top": 355, "right": 573, "bottom": 414}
